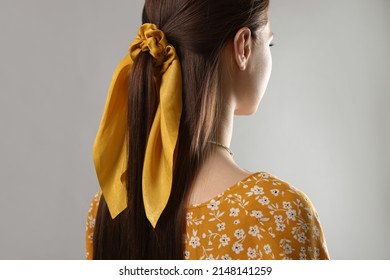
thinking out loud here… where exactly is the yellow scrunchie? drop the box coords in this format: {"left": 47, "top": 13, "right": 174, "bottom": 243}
{"left": 92, "top": 23, "right": 182, "bottom": 228}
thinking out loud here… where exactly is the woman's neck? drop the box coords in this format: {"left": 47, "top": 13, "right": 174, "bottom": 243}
{"left": 215, "top": 96, "right": 235, "bottom": 149}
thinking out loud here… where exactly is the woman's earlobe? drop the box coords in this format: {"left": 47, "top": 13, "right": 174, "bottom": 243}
{"left": 236, "top": 53, "right": 247, "bottom": 71}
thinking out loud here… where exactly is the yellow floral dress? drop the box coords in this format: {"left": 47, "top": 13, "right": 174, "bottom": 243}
{"left": 85, "top": 171, "right": 329, "bottom": 260}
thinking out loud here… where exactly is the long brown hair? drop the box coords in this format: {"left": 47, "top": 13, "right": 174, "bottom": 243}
{"left": 93, "top": 0, "right": 269, "bottom": 259}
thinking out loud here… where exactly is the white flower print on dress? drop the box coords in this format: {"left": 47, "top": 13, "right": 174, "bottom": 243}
{"left": 219, "top": 234, "right": 230, "bottom": 247}
{"left": 88, "top": 216, "right": 95, "bottom": 229}
{"left": 247, "top": 247, "right": 257, "bottom": 259}
{"left": 189, "top": 236, "right": 200, "bottom": 248}
{"left": 283, "top": 201, "right": 292, "bottom": 209}
{"left": 184, "top": 251, "right": 190, "bottom": 259}
{"left": 313, "top": 226, "right": 320, "bottom": 237}
{"left": 248, "top": 225, "right": 260, "bottom": 237}
{"left": 250, "top": 210, "right": 263, "bottom": 219}
{"left": 299, "top": 247, "right": 307, "bottom": 260}
{"left": 217, "top": 222, "right": 226, "bottom": 231}
{"left": 276, "top": 223, "right": 286, "bottom": 232}
{"left": 314, "top": 248, "right": 320, "bottom": 259}
{"left": 260, "top": 173, "right": 270, "bottom": 179}
{"left": 286, "top": 209, "right": 297, "bottom": 221}
{"left": 87, "top": 232, "right": 93, "bottom": 243}
{"left": 189, "top": 230, "right": 200, "bottom": 249}
{"left": 233, "top": 219, "right": 240, "bottom": 225}
{"left": 297, "top": 232, "right": 307, "bottom": 244}
{"left": 250, "top": 185, "right": 264, "bottom": 195}
{"left": 274, "top": 215, "right": 283, "bottom": 223}
{"left": 221, "top": 254, "right": 232, "bottom": 260}
{"left": 229, "top": 207, "right": 240, "bottom": 217}
{"left": 232, "top": 242, "right": 244, "bottom": 254}
{"left": 270, "top": 189, "right": 280, "bottom": 196}
{"left": 301, "top": 223, "right": 310, "bottom": 232}
{"left": 207, "top": 199, "right": 220, "bottom": 211}
{"left": 263, "top": 244, "right": 272, "bottom": 255}
{"left": 258, "top": 196, "right": 270, "bottom": 205}
{"left": 283, "top": 244, "right": 293, "bottom": 255}
{"left": 234, "top": 229, "right": 245, "bottom": 239}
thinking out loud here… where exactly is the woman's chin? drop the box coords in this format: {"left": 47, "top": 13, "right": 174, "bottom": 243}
{"left": 234, "top": 105, "right": 259, "bottom": 116}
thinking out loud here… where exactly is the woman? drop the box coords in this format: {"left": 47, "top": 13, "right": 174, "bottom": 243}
{"left": 86, "top": 0, "right": 329, "bottom": 260}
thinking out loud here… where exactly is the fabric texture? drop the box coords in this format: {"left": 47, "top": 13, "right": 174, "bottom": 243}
{"left": 85, "top": 171, "right": 329, "bottom": 260}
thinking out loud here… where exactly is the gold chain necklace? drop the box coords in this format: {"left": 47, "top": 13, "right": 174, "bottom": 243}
{"left": 207, "top": 141, "right": 234, "bottom": 156}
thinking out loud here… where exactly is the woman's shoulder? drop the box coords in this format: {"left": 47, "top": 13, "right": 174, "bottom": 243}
{"left": 228, "top": 171, "right": 324, "bottom": 226}
{"left": 244, "top": 171, "right": 316, "bottom": 205}
{"left": 185, "top": 171, "right": 330, "bottom": 259}
{"left": 186, "top": 170, "right": 313, "bottom": 210}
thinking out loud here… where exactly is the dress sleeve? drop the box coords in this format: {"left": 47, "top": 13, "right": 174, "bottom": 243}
{"left": 85, "top": 191, "right": 101, "bottom": 260}
{"left": 280, "top": 188, "right": 330, "bottom": 260}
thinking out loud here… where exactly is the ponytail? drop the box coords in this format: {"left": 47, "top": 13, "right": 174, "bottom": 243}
{"left": 93, "top": 0, "right": 270, "bottom": 259}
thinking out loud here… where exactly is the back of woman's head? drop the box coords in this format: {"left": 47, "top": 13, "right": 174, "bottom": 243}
{"left": 144, "top": 0, "right": 268, "bottom": 53}
{"left": 144, "top": 0, "right": 269, "bottom": 152}
{"left": 93, "top": 0, "right": 270, "bottom": 259}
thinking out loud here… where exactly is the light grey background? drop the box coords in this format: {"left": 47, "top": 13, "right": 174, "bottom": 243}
{"left": 0, "top": 0, "right": 388, "bottom": 259}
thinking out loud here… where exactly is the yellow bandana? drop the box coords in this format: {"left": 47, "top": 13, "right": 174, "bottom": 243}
{"left": 92, "top": 23, "right": 182, "bottom": 228}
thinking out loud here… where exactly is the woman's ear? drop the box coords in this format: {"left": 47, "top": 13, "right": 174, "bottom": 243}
{"left": 233, "top": 27, "right": 252, "bottom": 71}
